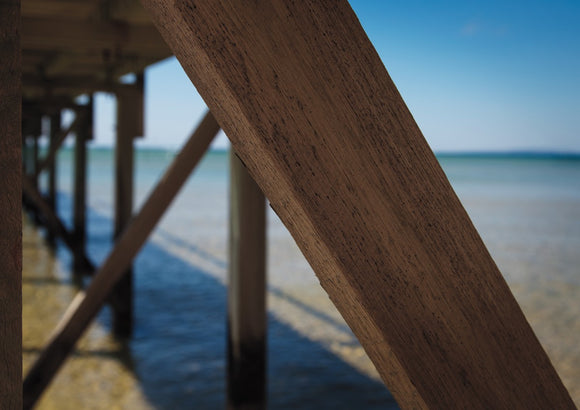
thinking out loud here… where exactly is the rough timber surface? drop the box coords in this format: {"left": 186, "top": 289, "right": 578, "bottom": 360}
{"left": 140, "top": 1, "right": 575, "bottom": 408}
{"left": 0, "top": 0, "right": 22, "bottom": 407}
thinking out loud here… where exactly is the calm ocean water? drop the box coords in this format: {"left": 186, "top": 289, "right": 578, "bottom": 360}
{"left": 26, "top": 147, "right": 580, "bottom": 408}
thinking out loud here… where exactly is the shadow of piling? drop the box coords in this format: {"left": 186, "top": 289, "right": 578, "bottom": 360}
{"left": 31, "top": 190, "right": 397, "bottom": 409}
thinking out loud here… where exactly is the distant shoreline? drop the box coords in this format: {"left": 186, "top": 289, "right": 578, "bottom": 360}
{"left": 82, "top": 145, "right": 580, "bottom": 160}
{"left": 435, "top": 151, "right": 580, "bottom": 160}
{"left": 41, "top": 142, "right": 580, "bottom": 161}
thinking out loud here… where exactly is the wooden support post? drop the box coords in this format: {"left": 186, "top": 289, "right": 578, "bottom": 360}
{"left": 47, "top": 111, "right": 61, "bottom": 246}
{"left": 110, "top": 75, "right": 143, "bottom": 338}
{"left": 141, "top": 2, "right": 575, "bottom": 408}
{"left": 22, "top": 110, "right": 41, "bottom": 183}
{"left": 0, "top": 0, "right": 22, "bottom": 407}
{"left": 21, "top": 135, "right": 32, "bottom": 211}
{"left": 31, "top": 131, "right": 41, "bottom": 224}
{"left": 228, "top": 151, "right": 267, "bottom": 410}
{"left": 32, "top": 133, "right": 39, "bottom": 185}
{"left": 72, "top": 99, "right": 92, "bottom": 274}
{"left": 23, "top": 111, "right": 220, "bottom": 409}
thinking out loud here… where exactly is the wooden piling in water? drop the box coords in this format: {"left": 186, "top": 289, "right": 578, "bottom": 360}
{"left": 72, "top": 99, "right": 92, "bottom": 274}
{"left": 110, "top": 76, "right": 144, "bottom": 338}
{"left": 47, "top": 111, "right": 61, "bottom": 246}
{"left": 141, "top": 1, "right": 575, "bottom": 408}
{"left": 23, "top": 111, "right": 220, "bottom": 409}
{"left": 0, "top": 0, "right": 22, "bottom": 406}
{"left": 32, "top": 133, "right": 39, "bottom": 188}
{"left": 227, "top": 150, "right": 267, "bottom": 410}
{"left": 30, "top": 118, "right": 42, "bottom": 225}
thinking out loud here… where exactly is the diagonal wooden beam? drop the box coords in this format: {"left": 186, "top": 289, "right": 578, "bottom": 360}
{"left": 23, "top": 111, "right": 220, "bottom": 409}
{"left": 140, "top": 1, "right": 574, "bottom": 408}
{"left": 21, "top": 175, "right": 95, "bottom": 273}
{"left": 35, "top": 114, "right": 79, "bottom": 177}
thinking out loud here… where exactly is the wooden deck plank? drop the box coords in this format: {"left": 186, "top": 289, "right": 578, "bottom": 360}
{"left": 140, "top": 1, "right": 575, "bottom": 408}
{"left": 23, "top": 111, "right": 220, "bottom": 409}
{"left": 0, "top": 0, "right": 22, "bottom": 407}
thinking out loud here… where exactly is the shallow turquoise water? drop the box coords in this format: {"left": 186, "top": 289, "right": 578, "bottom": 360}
{"left": 26, "top": 148, "right": 580, "bottom": 407}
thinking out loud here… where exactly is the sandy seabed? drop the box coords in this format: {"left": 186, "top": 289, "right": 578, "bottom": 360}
{"left": 23, "top": 208, "right": 579, "bottom": 408}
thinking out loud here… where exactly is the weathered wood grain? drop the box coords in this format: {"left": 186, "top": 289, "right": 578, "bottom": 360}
{"left": 23, "top": 111, "right": 220, "bottom": 409}
{"left": 0, "top": 0, "right": 22, "bottom": 407}
{"left": 140, "top": 1, "right": 575, "bottom": 408}
{"left": 228, "top": 151, "right": 267, "bottom": 410}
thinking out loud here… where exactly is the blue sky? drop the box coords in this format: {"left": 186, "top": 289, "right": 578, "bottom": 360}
{"left": 93, "top": 1, "right": 579, "bottom": 152}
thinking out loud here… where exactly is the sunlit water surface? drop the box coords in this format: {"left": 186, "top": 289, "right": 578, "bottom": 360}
{"left": 23, "top": 149, "right": 580, "bottom": 408}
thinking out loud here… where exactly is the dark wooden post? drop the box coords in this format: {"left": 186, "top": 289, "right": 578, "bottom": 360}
{"left": 47, "top": 111, "right": 61, "bottom": 246}
{"left": 32, "top": 133, "right": 39, "bottom": 187}
{"left": 110, "top": 75, "right": 143, "bottom": 337}
{"left": 21, "top": 129, "right": 31, "bottom": 211}
{"left": 0, "top": 0, "right": 22, "bottom": 407}
{"left": 228, "top": 150, "right": 267, "bottom": 410}
{"left": 30, "top": 116, "right": 42, "bottom": 224}
{"left": 73, "top": 98, "right": 92, "bottom": 274}
{"left": 141, "top": 1, "right": 575, "bottom": 408}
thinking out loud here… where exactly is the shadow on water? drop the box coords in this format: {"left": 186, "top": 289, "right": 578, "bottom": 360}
{"left": 155, "top": 228, "right": 353, "bottom": 336}
{"left": 49, "top": 191, "right": 398, "bottom": 409}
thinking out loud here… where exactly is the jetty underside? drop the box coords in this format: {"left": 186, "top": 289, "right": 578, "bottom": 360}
{"left": 1, "top": 0, "right": 575, "bottom": 408}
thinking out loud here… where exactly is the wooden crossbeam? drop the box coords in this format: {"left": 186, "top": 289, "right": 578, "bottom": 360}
{"left": 22, "top": 96, "right": 78, "bottom": 112}
{"left": 22, "top": 17, "right": 170, "bottom": 56}
{"left": 44, "top": 54, "right": 77, "bottom": 77}
{"left": 23, "top": 111, "right": 220, "bottom": 409}
{"left": 0, "top": 0, "right": 22, "bottom": 406}
{"left": 23, "top": 74, "right": 151, "bottom": 98}
{"left": 140, "top": 1, "right": 574, "bottom": 408}
{"left": 22, "top": 0, "right": 94, "bottom": 20}
{"left": 22, "top": 0, "right": 149, "bottom": 22}
{"left": 21, "top": 175, "right": 95, "bottom": 273}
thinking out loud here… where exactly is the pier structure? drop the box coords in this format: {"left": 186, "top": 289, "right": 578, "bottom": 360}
{"left": 1, "top": 0, "right": 575, "bottom": 409}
